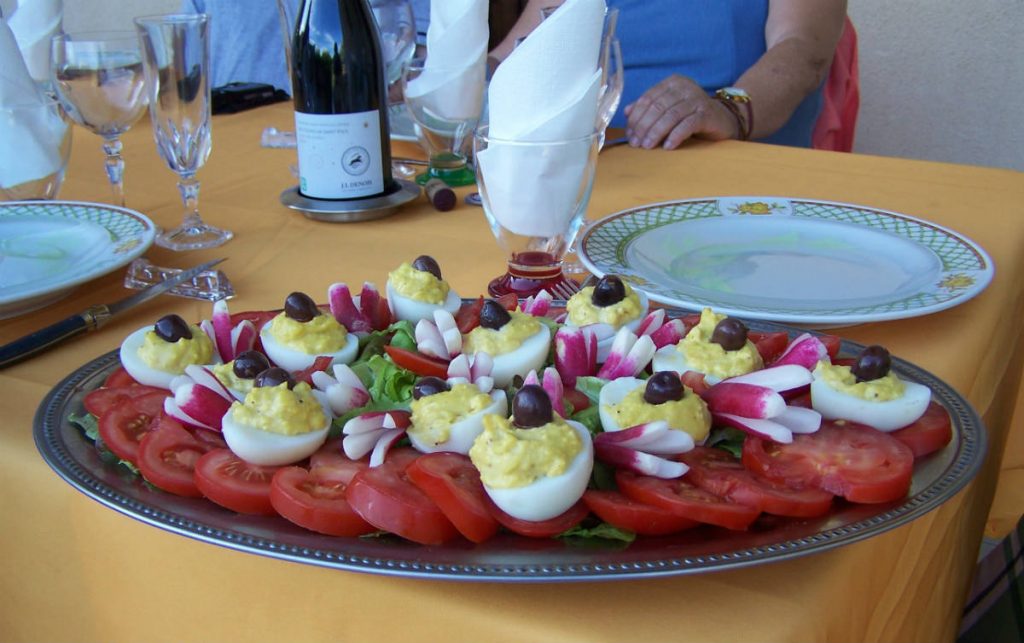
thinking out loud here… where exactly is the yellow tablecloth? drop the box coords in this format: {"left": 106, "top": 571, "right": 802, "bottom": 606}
{"left": 2, "top": 103, "right": 1022, "bottom": 643}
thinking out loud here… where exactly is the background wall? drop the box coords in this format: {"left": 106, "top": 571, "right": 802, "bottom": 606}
{"left": 4, "top": 0, "right": 1021, "bottom": 171}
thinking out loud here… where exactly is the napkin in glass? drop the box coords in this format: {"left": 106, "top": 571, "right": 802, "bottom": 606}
{"left": 6, "top": 0, "right": 63, "bottom": 84}
{"left": 476, "top": 0, "right": 605, "bottom": 238}
{"left": 403, "top": 0, "right": 488, "bottom": 120}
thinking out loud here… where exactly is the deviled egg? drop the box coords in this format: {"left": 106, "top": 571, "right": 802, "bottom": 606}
{"left": 385, "top": 255, "right": 461, "bottom": 323}
{"left": 461, "top": 299, "right": 550, "bottom": 388}
{"left": 210, "top": 349, "right": 272, "bottom": 400}
{"left": 652, "top": 308, "right": 763, "bottom": 384}
{"left": 811, "top": 345, "right": 931, "bottom": 431}
{"left": 564, "top": 275, "right": 649, "bottom": 361}
{"left": 221, "top": 367, "right": 330, "bottom": 465}
{"left": 407, "top": 376, "right": 508, "bottom": 454}
{"left": 598, "top": 371, "right": 709, "bottom": 444}
{"left": 260, "top": 291, "right": 359, "bottom": 372}
{"left": 120, "top": 314, "right": 218, "bottom": 389}
{"left": 469, "top": 385, "right": 593, "bottom": 522}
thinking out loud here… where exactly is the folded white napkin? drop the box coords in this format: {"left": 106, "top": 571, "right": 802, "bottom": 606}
{"left": 403, "top": 0, "right": 487, "bottom": 121}
{"left": 477, "top": 0, "right": 605, "bottom": 238}
{"left": 0, "top": 18, "right": 68, "bottom": 190}
{"left": 6, "top": 0, "right": 63, "bottom": 83}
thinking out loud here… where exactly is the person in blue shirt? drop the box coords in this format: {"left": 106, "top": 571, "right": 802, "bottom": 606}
{"left": 491, "top": 0, "right": 847, "bottom": 149}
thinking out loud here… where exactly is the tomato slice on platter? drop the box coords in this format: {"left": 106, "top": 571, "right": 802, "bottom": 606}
{"left": 383, "top": 344, "right": 450, "bottom": 378}
{"left": 270, "top": 466, "right": 376, "bottom": 537}
{"left": 103, "top": 366, "right": 142, "bottom": 388}
{"left": 97, "top": 396, "right": 166, "bottom": 464}
{"left": 680, "top": 446, "right": 834, "bottom": 518}
{"left": 615, "top": 469, "right": 760, "bottom": 531}
{"left": 193, "top": 448, "right": 282, "bottom": 515}
{"left": 406, "top": 452, "right": 500, "bottom": 544}
{"left": 345, "top": 448, "right": 459, "bottom": 545}
{"left": 291, "top": 355, "right": 334, "bottom": 386}
{"left": 889, "top": 400, "right": 953, "bottom": 458}
{"left": 680, "top": 370, "right": 711, "bottom": 396}
{"left": 741, "top": 420, "right": 915, "bottom": 504}
{"left": 749, "top": 331, "right": 790, "bottom": 365}
{"left": 817, "top": 334, "right": 842, "bottom": 360}
{"left": 454, "top": 297, "right": 484, "bottom": 334}
{"left": 486, "top": 498, "right": 591, "bottom": 538}
{"left": 84, "top": 385, "right": 167, "bottom": 418}
{"left": 495, "top": 292, "right": 519, "bottom": 311}
{"left": 137, "top": 415, "right": 206, "bottom": 497}
{"left": 563, "top": 388, "right": 591, "bottom": 413}
{"left": 582, "top": 489, "right": 699, "bottom": 536}
{"left": 309, "top": 438, "right": 369, "bottom": 484}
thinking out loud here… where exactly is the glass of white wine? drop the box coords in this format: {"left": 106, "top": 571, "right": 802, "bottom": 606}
{"left": 50, "top": 31, "right": 147, "bottom": 207}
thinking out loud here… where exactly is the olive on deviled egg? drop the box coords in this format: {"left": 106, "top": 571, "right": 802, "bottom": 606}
{"left": 259, "top": 291, "right": 358, "bottom": 372}
{"left": 564, "top": 275, "right": 648, "bottom": 361}
{"left": 385, "top": 255, "right": 461, "bottom": 323}
{"left": 120, "top": 313, "right": 218, "bottom": 388}
{"left": 598, "top": 371, "right": 710, "bottom": 444}
{"left": 406, "top": 376, "right": 508, "bottom": 455}
{"left": 652, "top": 308, "right": 763, "bottom": 384}
{"left": 210, "top": 349, "right": 271, "bottom": 399}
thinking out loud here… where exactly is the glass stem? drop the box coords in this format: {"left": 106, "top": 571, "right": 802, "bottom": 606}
{"left": 177, "top": 175, "right": 202, "bottom": 229}
{"left": 102, "top": 137, "right": 126, "bottom": 207}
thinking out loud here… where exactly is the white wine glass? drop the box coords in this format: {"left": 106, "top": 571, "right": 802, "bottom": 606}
{"left": 50, "top": 31, "right": 147, "bottom": 207}
{"left": 135, "top": 13, "right": 232, "bottom": 251}
{"left": 371, "top": 0, "right": 417, "bottom": 90}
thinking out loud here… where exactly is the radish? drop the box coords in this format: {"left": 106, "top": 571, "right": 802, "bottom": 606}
{"left": 773, "top": 333, "right": 830, "bottom": 369}
{"left": 636, "top": 309, "right": 666, "bottom": 337}
{"left": 310, "top": 363, "right": 371, "bottom": 415}
{"left": 342, "top": 411, "right": 410, "bottom": 462}
{"left": 703, "top": 382, "right": 787, "bottom": 419}
{"left": 725, "top": 364, "right": 813, "bottom": 392}
{"left": 521, "top": 290, "right": 553, "bottom": 317}
{"left": 648, "top": 318, "right": 687, "bottom": 349}
{"left": 713, "top": 413, "right": 794, "bottom": 444}
{"left": 594, "top": 442, "right": 688, "bottom": 479}
{"left": 594, "top": 420, "right": 695, "bottom": 455}
{"left": 597, "top": 328, "right": 655, "bottom": 380}
{"left": 554, "top": 325, "right": 598, "bottom": 385}
{"left": 328, "top": 282, "right": 372, "bottom": 333}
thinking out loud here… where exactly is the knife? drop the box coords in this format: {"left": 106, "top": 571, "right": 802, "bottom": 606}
{"left": 0, "top": 258, "right": 226, "bottom": 369}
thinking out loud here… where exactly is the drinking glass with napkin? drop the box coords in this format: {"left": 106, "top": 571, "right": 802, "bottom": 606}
{"left": 6, "top": 0, "right": 63, "bottom": 84}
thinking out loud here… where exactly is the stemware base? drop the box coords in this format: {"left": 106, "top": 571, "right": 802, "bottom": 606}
{"left": 487, "top": 251, "right": 579, "bottom": 298}
{"left": 415, "top": 160, "right": 476, "bottom": 187}
{"left": 156, "top": 217, "right": 233, "bottom": 251}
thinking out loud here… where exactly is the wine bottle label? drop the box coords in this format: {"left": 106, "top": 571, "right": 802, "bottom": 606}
{"left": 294, "top": 110, "right": 384, "bottom": 199}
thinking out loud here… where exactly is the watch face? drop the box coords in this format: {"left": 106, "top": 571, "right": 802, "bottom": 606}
{"left": 719, "top": 87, "right": 750, "bottom": 102}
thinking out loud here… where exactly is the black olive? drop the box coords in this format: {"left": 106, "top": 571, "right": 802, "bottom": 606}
{"left": 710, "top": 318, "right": 748, "bottom": 352}
{"left": 232, "top": 350, "right": 271, "bottom": 380}
{"left": 254, "top": 367, "right": 295, "bottom": 390}
{"left": 412, "top": 255, "right": 442, "bottom": 280}
{"left": 512, "top": 384, "right": 553, "bottom": 428}
{"left": 413, "top": 376, "right": 449, "bottom": 400}
{"left": 480, "top": 299, "right": 512, "bottom": 330}
{"left": 851, "top": 345, "right": 892, "bottom": 382}
{"left": 153, "top": 314, "right": 192, "bottom": 342}
{"left": 284, "top": 291, "right": 320, "bottom": 322}
{"left": 643, "top": 371, "right": 685, "bottom": 405}
{"left": 591, "top": 275, "right": 626, "bottom": 307}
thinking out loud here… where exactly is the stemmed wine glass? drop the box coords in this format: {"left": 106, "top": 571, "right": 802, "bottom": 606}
{"left": 135, "top": 13, "right": 232, "bottom": 250}
{"left": 50, "top": 31, "right": 147, "bottom": 207}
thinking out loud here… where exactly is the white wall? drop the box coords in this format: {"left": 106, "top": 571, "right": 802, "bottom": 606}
{"left": 5, "top": 0, "right": 1022, "bottom": 171}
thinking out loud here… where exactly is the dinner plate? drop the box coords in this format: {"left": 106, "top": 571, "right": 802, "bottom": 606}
{"left": 33, "top": 317, "right": 986, "bottom": 582}
{"left": 577, "top": 197, "right": 994, "bottom": 326}
{"left": 0, "top": 201, "right": 156, "bottom": 319}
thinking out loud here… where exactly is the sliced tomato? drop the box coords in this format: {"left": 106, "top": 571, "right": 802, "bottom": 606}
{"left": 889, "top": 401, "right": 953, "bottom": 458}
{"left": 454, "top": 297, "right": 485, "bottom": 334}
{"left": 749, "top": 331, "right": 790, "bottom": 364}
{"left": 184, "top": 425, "right": 229, "bottom": 451}
{"left": 406, "top": 453, "right": 499, "bottom": 543}
{"left": 137, "top": 415, "right": 205, "bottom": 497}
{"left": 564, "top": 387, "right": 591, "bottom": 414}
{"left": 742, "top": 420, "right": 914, "bottom": 504}
{"left": 680, "top": 370, "right": 711, "bottom": 396}
{"left": 291, "top": 355, "right": 334, "bottom": 386}
{"left": 818, "top": 334, "right": 842, "bottom": 360}
{"left": 84, "top": 385, "right": 167, "bottom": 418}
{"left": 681, "top": 446, "right": 834, "bottom": 518}
{"left": 615, "top": 469, "right": 760, "bottom": 530}
{"left": 495, "top": 293, "right": 519, "bottom": 311}
{"left": 97, "top": 398, "right": 164, "bottom": 464}
{"left": 583, "top": 489, "right": 699, "bottom": 536}
{"left": 487, "top": 498, "right": 590, "bottom": 538}
{"left": 193, "top": 448, "right": 281, "bottom": 515}
{"left": 103, "top": 367, "right": 142, "bottom": 388}
{"left": 309, "top": 438, "right": 368, "bottom": 483}
{"left": 383, "top": 344, "right": 450, "bottom": 378}
{"left": 270, "top": 466, "right": 376, "bottom": 536}
{"left": 345, "top": 450, "right": 459, "bottom": 545}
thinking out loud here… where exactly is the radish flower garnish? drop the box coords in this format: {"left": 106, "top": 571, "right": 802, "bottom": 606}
{"left": 310, "top": 363, "right": 371, "bottom": 416}
{"left": 636, "top": 309, "right": 666, "bottom": 337}
{"left": 342, "top": 410, "right": 411, "bottom": 466}
{"left": 520, "top": 290, "right": 552, "bottom": 317}
{"left": 772, "top": 333, "right": 831, "bottom": 369}
{"left": 523, "top": 367, "right": 566, "bottom": 418}
{"left": 594, "top": 421, "right": 691, "bottom": 478}
{"left": 596, "top": 328, "right": 656, "bottom": 380}
{"left": 329, "top": 282, "right": 392, "bottom": 333}
{"left": 164, "top": 365, "right": 235, "bottom": 431}
{"left": 701, "top": 366, "right": 822, "bottom": 444}
{"left": 200, "top": 299, "right": 257, "bottom": 363}
{"left": 554, "top": 325, "right": 599, "bottom": 385}
{"left": 648, "top": 318, "right": 688, "bottom": 349}
{"left": 415, "top": 309, "right": 461, "bottom": 359}
{"left": 446, "top": 352, "right": 494, "bottom": 393}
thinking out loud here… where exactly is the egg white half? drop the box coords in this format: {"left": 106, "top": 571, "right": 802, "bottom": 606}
{"left": 386, "top": 281, "right": 461, "bottom": 323}
{"left": 484, "top": 324, "right": 552, "bottom": 389}
{"left": 259, "top": 321, "right": 359, "bottom": 373}
{"left": 652, "top": 343, "right": 752, "bottom": 385}
{"left": 221, "top": 404, "right": 330, "bottom": 466}
{"left": 408, "top": 389, "right": 508, "bottom": 455}
{"left": 119, "top": 325, "right": 219, "bottom": 389}
{"left": 565, "top": 290, "right": 649, "bottom": 363}
{"left": 483, "top": 421, "right": 594, "bottom": 522}
{"left": 810, "top": 376, "right": 931, "bottom": 432}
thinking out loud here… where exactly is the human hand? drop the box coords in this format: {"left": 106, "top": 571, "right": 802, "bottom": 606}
{"left": 624, "top": 75, "right": 739, "bottom": 149}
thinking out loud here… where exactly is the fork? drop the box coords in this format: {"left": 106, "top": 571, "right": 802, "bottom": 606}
{"left": 549, "top": 279, "right": 582, "bottom": 300}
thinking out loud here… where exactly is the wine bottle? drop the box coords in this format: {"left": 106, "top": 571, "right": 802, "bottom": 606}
{"left": 291, "top": 0, "right": 394, "bottom": 200}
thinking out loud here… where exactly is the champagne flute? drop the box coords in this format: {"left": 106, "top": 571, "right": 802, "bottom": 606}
{"left": 50, "top": 31, "right": 147, "bottom": 207}
{"left": 135, "top": 13, "right": 232, "bottom": 251}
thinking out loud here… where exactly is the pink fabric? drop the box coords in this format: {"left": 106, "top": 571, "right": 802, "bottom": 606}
{"left": 812, "top": 16, "right": 859, "bottom": 152}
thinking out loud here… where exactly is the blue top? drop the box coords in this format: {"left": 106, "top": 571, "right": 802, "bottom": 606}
{"left": 184, "top": 0, "right": 431, "bottom": 94}
{"left": 608, "top": 0, "right": 823, "bottom": 147}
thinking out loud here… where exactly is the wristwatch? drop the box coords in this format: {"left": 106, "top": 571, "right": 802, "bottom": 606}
{"left": 714, "top": 87, "right": 754, "bottom": 141}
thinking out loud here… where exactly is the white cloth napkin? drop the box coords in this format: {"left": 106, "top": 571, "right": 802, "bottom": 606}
{"left": 0, "top": 18, "right": 67, "bottom": 190}
{"left": 6, "top": 0, "right": 63, "bottom": 83}
{"left": 476, "top": 0, "right": 605, "bottom": 238}
{"left": 403, "top": 0, "right": 487, "bottom": 120}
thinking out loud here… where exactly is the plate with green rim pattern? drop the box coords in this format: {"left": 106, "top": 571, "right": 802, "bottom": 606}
{"left": 577, "top": 197, "right": 994, "bottom": 326}
{"left": 0, "top": 201, "right": 156, "bottom": 319}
